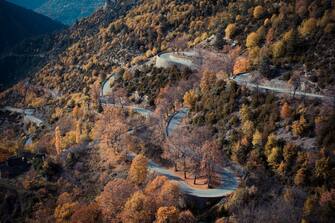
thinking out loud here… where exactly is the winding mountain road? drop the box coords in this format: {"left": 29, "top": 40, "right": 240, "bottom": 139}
{"left": 101, "top": 73, "right": 240, "bottom": 198}
{"left": 233, "top": 73, "right": 332, "bottom": 100}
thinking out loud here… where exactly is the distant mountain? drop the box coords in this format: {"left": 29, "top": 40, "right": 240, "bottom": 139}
{"left": 8, "top": 0, "right": 106, "bottom": 25}
{"left": 0, "top": 1, "right": 66, "bottom": 53}
{"left": 7, "top": 0, "right": 47, "bottom": 9}
{"left": 36, "top": 0, "right": 105, "bottom": 25}
{"left": 0, "top": 0, "right": 66, "bottom": 89}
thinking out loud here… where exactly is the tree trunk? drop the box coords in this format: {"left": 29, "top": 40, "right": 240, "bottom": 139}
{"left": 207, "top": 164, "right": 211, "bottom": 188}
{"left": 194, "top": 175, "right": 197, "bottom": 185}
{"left": 174, "top": 163, "right": 178, "bottom": 172}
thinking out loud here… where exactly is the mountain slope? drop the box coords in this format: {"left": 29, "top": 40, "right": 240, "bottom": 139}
{"left": 0, "top": 0, "right": 66, "bottom": 53}
{"left": 36, "top": 0, "right": 105, "bottom": 25}
{"left": 7, "top": 0, "right": 47, "bottom": 9}
{"left": 0, "top": 0, "right": 66, "bottom": 90}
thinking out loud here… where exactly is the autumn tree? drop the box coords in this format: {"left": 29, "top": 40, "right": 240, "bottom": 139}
{"left": 272, "top": 40, "right": 285, "bottom": 58}
{"left": 200, "top": 71, "right": 217, "bottom": 93}
{"left": 96, "top": 179, "right": 135, "bottom": 222}
{"left": 246, "top": 32, "right": 260, "bottom": 48}
{"left": 225, "top": 23, "right": 236, "bottom": 39}
{"left": 128, "top": 154, "right": 148, "bottom": 185}
{"left": 280, "top": 102, "right": 291, "bottom": 120}
{"left": 299, "top": 18, "right": 318, "bottom": 38}
{"left": 239, "top": 104, "right": 251, "bottom": 123}
{"left": 155, "top": 206, "right": 179, "bottom": 223}
{"left": 265, "top": 133, "right": 277, "bottom": 156}
{"left": 144, "top": 176, "right": 180, "bottom": 213}
{"left": 183, "top": 89, "right": 197, "bottom": 108}
{"left": 294, "top": 167, "right": 306, "bottom": 186}
{"left": 90, "top": 80, "right": 101, "bottom": 111}
{"left": 55, "top": 126, "right": 62, "bottom": 155}
{"left": 72, "top": 105, "right": 79, "bottom": 120}
{"left": 93, "top": 107, "right": 128, "bottom": 153}
{"left": 253, "top": 6, "right": 265, "bottom": 19}
{"left": 70, "top": 202, "right": 101, "bottom": 223}
{"left": 242, "top": 120, "right": 254, "bottom": 139}
{"left": 75, "top": 120, "right": 81, "bottom": 144}
{"left": 233, "top": 57, "right": 250, "bottom": 75}
{"left": 121, "top": 191, "right": 152, "bottom": 223}
{"left": 201, "top": 140, "right": 222, "bottom": 187}
{"left": 252, "top": 129, "right": 262, "bottom": 147}
{"left": 225, "top": 46, "right": 241, "bottom": 77}
{"left": 114, "top": 87, "right": 128, "bottom": 108}
{"left": 178, "top": 210, "right": 196, "bottom": 223}
{"left": 267, "top": 146, "right": 282, "bottom": 169}
{"left": 165, "top": 127, "right": 192, "bottom": 178}
{"left": 292, "top": 115, "right": 307, "bottom": 136}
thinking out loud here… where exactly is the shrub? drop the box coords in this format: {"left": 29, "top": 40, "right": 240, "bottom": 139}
{"left": 246, "top": 32, "right": 260, "bottom": 48}
{"left": 298, "top": 18, "right": 318, "bottom": 38}
{"left": 253, "top": 6, "right": 265, "bottom": 19}
{"left": 225, "top": 23, "right": 236, "bottom": 39}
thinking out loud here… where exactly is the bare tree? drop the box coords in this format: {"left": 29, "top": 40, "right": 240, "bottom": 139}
{"left": 188, "top": 126, "right": 212, "bottom": 184}
{"left": 93, "top": 107, "right": 128, "bottom": 153}
{"left": 289, "top": 71, "right": 301, "bottom": 99}
{"left": 201, "top": 140, "right": 222, "bottom": 188}
{"left": 90, "top": 80, "right": 101, "bottom": 111}
{"left": 114, "top": 87, "right": 128, "bottom": 108}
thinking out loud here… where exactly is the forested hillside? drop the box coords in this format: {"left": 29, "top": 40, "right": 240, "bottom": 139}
{"left": 0, "top": 0, "right": 334, "bottom": 222}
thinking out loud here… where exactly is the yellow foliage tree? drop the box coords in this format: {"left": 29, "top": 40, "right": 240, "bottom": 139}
{"left": 253, "top": 6, "right": 265, "bottom": 19}
{"left": 183, "top": 89, "right": 197, "bottom": 108}
{"left": 267, "top": 147, "right": 281, "bottom": 168}
{"left": 233, "top": 57, "right": 250, "bottom": 75}
{"left": 156, "top": 206, "right": 179, "bottom": 223}
{"left": 272, "top": 40, "right": 285, "bottom": 58}
{"left": 280, "top": 102, "right": 291, "bottom": 120}
{"left": 225, "top": 23, "right": 236, "bottom": 39}
{"left": 55, "top": 126, "right": 62, "bottom": 155}
{"left": 298, "top": 18, "right": 318, "bottom": 37}
{"left": 265, "top": 133, "right": 277, "bottom": 156}
{"left": 75, "top": 120, "right": 81, "bottom": 144}
{"left": 292, "top": 115, "right": 307, "bottom": 136}
{"left": 128, "top": 154, "right": 148, "bottom": 185}
{"left": 121, "top": 191, "right": 152, "bottom": 223}
{"left": 242, "top": 120, "right": 254, "bottom": 139}
{"left": 239, "top": 104, "right": 251, "bottom": 123}
{"left": 54, "top": 202, "right": 78, "bottom": 223}
{"left": 246, "top": 32, "right": 260, "bottom": 48}
{"left": 252, "top": 130, "right": 262, "bottom": 146}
